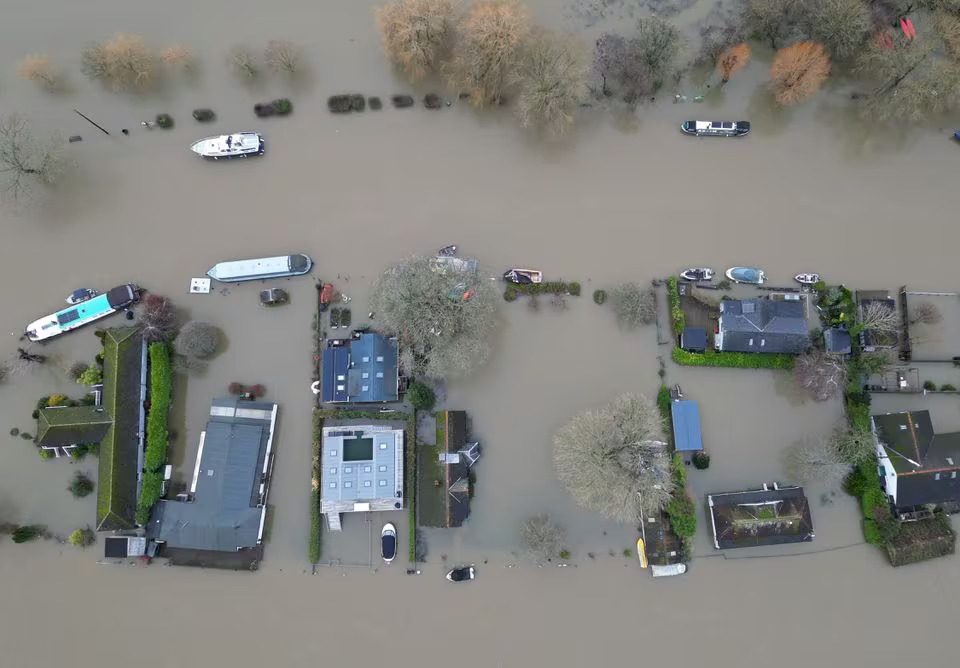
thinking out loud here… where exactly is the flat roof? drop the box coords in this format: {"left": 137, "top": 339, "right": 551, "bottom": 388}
{"left": 670, "top": 400, "right": 703, "bottom": 452}
{"left": 321, "top": 424, "right": 404, "bottom": 515}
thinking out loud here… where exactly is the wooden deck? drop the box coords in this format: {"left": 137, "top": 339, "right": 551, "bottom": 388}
{"left": 678, "top": 286, "right": 720, "bottom": 347}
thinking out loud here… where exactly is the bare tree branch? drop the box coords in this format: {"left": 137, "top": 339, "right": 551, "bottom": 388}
{"left": 910, "top": 301, "right": 942, "bottom": 326}
{"left": 794, "top": 349, "right": 847, "bottom": 401}
{"left": 0, "top": 114, "right": 70, "bottom": 207}
{"left": 521, "top": 513, "right": 565, "bottom": 562}
{"left": 376, "top": 0, "right": 455, "bottom": 82}
{"left": 783, "top": 435, "right": 851, "bottom": 489}
{"left": 858, "top": 300, "right": 899, "bottom": 334}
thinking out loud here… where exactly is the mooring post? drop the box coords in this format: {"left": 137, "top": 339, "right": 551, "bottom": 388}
{"left": 73, "top": 109, "right": 110, "bottom": 136}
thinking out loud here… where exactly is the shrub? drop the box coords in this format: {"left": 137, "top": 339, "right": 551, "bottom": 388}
{"left": 593, "top": 289, "right": 607, "bottom": 305}
{"left": 672, "top": 347, "right": 795, "bottom": 370}
{"left": 667, "top": 495, "right": 697, "bottom": 539}
{"left": 12, "top": 525, "right": 41, "bottom": 543}
{"left": 78, "top": 365, "right": 103, "bottom": 385}
{"left": 161, "top": 44, "right": 192, "bottom": 71}
{"left": 18, "top": 54, "right": 61, "bottom": 91}
{"left": 671, "top": 453, "right": 687, "bottom": 488}
{"left": 656, "top": 384, "right": 671, "bottom": 421}
{"left": 137, "top": 343, "right": 172, "bottom": 523}
{"left": 923, "top": 380, "right": 937, "bottom": 391}
{"left": 67, "top": 361, "right": 89, "bottom": 381}
{"left": 265, "top": 40, "right": 301, "bottom": 74}
{"left": 81, "top": 34, "right": 158, "bottom": 91}
{"left": 254, "top": 103, "right": 276, "bottom": 118}
{"left": 329, "top": 95, "right": 354, "bottom": 113}
{"left": 309, "top": 490, "right": 322, "bottom": 564}
{"left": 504, "top": 285, "right": 518, "bottom": 302}
{"left": 375, "top": 0, "right": 455, "bottom": 82}
{"left": 175, "top": 321, "right": 221, "bottom": 359}
{"left": 272, "top": 98, "right": 293, "bottom": 115}
{"left": 424, "top": 93, "right": 443, "bottom": 109}
{"left": 68, "top": 528, "right": 96, "bottom": 547}
{"left": 568, "top": 282, "right": 581, "bottom": 297}
{"left": 369, "top": 97, "right": 383, "bottom": 110}
{"left": 9, "top": 428, "right": 18, "bottom": 436}
{"left": 136, "top": 472, "right": 164, "bottom": 524}
{"left": 666, "top": 276, "right": 684, "bottom": 335}
{"left": 942, "top": 384, "right": 957, "bottom": 392}
{"left": 39, "top": 448, "right": 52, "bottom": 460}
{"left": 47, "top": 394, "right": 68, "bottom": 407}
{"left": 391, "top": 94, "right": 415, "bottom": 108}
{"left": 20, "top": 432, "right": 33, "bottom": 440}
{"left": 611, "top": 283, "right": 656, "bottom": 329}
{"left": 692, "top": 451, "right": 711, "bottom": 469}
{"left": 192, "top": 109, "right": 216, "bottom": 122}
{"left": 406, "top": 381, "right": 436, "bottom": 410}
{"left": 229, "top": 382, "right": 245, "bottom": 395}
{"left": 68, "top": 472, "right": 95, "bottom": 498}
{"left": 228, "top": 45, "right": 260, "bottom": 79}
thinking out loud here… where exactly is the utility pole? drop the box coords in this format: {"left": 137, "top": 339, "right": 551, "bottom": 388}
{"left": 73, "top": 109, "right": 110, "bottom": 136}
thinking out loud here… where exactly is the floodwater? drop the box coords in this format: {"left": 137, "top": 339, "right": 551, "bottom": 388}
{"left": 0, "top": 0, "right": 958, "bottom": 666}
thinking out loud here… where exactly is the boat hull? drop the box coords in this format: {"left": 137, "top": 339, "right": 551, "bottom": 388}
{"left": 25, "top": 284, "right": 139, "bottom": 342}
{"left": 679, "top": 268, "right": 714, "bottom": 282}
{"left": 190, "top": 132, "right": 265, "bottom": 159}
{"left": 725, "top": 267, "right": 766, "bottom": 285}
{"left": 681, "top": 121, "right": 750, "bottom": 137}
{"left": 794, "top": 274, "right": 820, "bottom": 285}
{"left": 207, "top": 254, "right": 313, "bottom": 282}
{"left": 503, "top": 269, "right": 543, "bottom": 285}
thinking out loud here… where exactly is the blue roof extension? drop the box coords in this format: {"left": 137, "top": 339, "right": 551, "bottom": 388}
{"left": 671, "top": 400, "right": 704, "bottom": 452}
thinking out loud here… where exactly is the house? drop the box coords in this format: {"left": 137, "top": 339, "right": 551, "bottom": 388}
{"left": 147, "top": 397, "right": 278, "bottom": 568}
{"left": 670, "top": 400, "right": 703, "bottom": 453}
{"left": 426, "top": 410, "right": 480, "bottom": 528}
{"left": 36, "top": 406, "right": 112, "bottom": 451}
{"left": 823, "top": 327, "right": 852, "bottom": 355}
{"left": 321, "top": 423, "right": 404, "bottom": 531}
{"left": 321, "top": 332, "right": 399, "bottom": 403}
{"left": 680, "top": 327, "right": 707, "bottom": 353}
{"left": 707, "top": 484, "right": 814, "bottom": 549}
{"left": 715, "top": 298, "right": 809, "bottom": 354}
{"left": 97, "top": 327, "right": 147, "bottom": 532}
{"left": 856, "top": 291, "right": 898, "bottom": 352}
{"left": 871, "top": 410, "right": 960, "bottom": 510}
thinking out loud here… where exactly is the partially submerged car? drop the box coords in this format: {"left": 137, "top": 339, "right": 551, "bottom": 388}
{"left": 445, "top": 565, "right": 476, "bottom": 582}
{"left": 259, "top": 288, "right": 289, "bottom": 306}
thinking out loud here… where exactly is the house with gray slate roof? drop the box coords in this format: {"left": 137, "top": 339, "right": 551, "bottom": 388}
{"left": 147, "top": 397, "right": 277, "bottom": 569}
{"left": 715, "top": 298, "right": 810, "bottom": 354}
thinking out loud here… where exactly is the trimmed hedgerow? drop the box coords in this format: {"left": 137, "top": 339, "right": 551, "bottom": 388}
{"left": 666, "top": 276, "right": 684, "bottom": 335}
{"left": 135, "top": 343, "right": 172, "bottom": 524}
{"left": 672, "top": 347, "right": 794, "bottom": 370}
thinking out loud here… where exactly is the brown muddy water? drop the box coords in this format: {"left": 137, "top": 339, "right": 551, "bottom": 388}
{"left": 1, "top": 0, "right": 958, "bottom": 666}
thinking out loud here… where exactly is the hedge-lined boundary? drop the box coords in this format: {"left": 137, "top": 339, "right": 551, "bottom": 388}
{"left": 135, "top": 343, "right": 172, "bottom": 524}
{"left": 672, "top": 347, "right": 795, "bottom": 370}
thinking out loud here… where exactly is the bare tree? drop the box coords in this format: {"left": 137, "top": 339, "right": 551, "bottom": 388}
{"left": 744, "top": 0, "right": 799, "bottom": 49}
{"left": 136, "top": 294, "right": 176, "bottom": 343}
{"left": 910, "top": 301, "right": 942, "bottom": 326}
{"left": 265, "top": 40, "right": 302, "bottom": 74}
{"left": 511, "top": 30, "right": 588, "bottom": 136}
{"left": 369, "top": 255, "right": 499, "bottom": 379}
{"left": 81, "top": 33, "right": 158, "bottom": 91}
{"left": 521, "top": 513, "right": 566, "bottom": 562}
{"left": 228, "top": 45, "right": 261, "bottom": 80}
{"left": 831, "top": 426, "right": 875, "bottom": 465}
{"left": 161, "top": 44, "right": 193, "bottom": 72}
{"left": 376, "top": 0, "right": 455, "bottom": 82}
{"left": 799, "top": 0, "right": 872, "bottom": 62}
{"left": 174, "top": 321, "right": 221, "bottom": 359}
{"left": 0, "top": 115, "right": 70, "bottom": 207}
{"left": 17, "top": 55, "right": 62, "bottom": 91}
{"left": 611, "top": 283, "right": 656, "bottom": 329}
{"left": 769, "top": 41, "right": 831, "bottom": 105}
{"left": 593, "top": 17, "right": 684, "bottom": 104}
{"left": 554, "top": 393, "right": 674, "bottom": 524}
{"left": 446, "top": 0, "right": 531, "bottom": 106}
{"left": 858, "top": 300, "right": 899, "bottom": 334}
{"left": 783, "top": 435, "right": 851, "bottom": 489}
{"left": 794, "top": 349, "right": 847, "bottom": 401}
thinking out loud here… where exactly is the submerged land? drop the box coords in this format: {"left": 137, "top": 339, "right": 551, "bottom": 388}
{"left": 1, "top": 0, "right": 959, "bottom": 666}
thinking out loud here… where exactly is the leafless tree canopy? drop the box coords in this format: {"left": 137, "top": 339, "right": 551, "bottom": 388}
{"left": 521, "top": 513, "right": 566, "bottom": 562}
{"left": 446, "top": 0, "right": 531, "bottom": 106}
{"left": 265, "top": 40, "right": 302, "bottom": 74}
{"left": 174, "top": 321, "right": 221, "bottom": 359}
{"left": 81, "top": 33, "right": 158, "bottom": 91}
{"left": 783, "top": 435, "right": 851, "bottom": 489}
{"left": 553, "top": 393, "right": 673, "bottom": 524}
{"left": 0, "top": 115, "right": 70, "bottom": 207}
{"left": 137, "top": 294, "right": 177, "bottom": 343}
{"left": 794, "top": 349, "right": 847, "bottom": 401}
{"left": 611, "top": 282, "right": 656, "bottom": 330}
{"left": 799, "top": 0, "right": 872, "bottom": 62}
{"left": 831, "top": 427, "right": 875, "bottom": 466}
{"left": 228, "top": 45, "right": 261, "bottom": 79}
{"left": 369, "top": 255, "right": 499, "bottom": 379}
{"left": 858, "top": 300, "right": 899, "bottom": 334}
{"left": 17, "top": 55, "right": 61, "bottom": 91}
{"left": 910, "top": 301, "right": 943, "bottom": 326}
{"left": 161, "top": 44, "right": 193, "bottom": 71}
{"left": 744, "top": 0, "right": 798, "bottom": 49}
{"left": 376, "top": 0, "right": 455, "bottom": 82}
{"left": 593, "top": 17, "right": 685, "bottom": 104}
{"left": 511, "top": 30, "right": 588, "bottom": 136}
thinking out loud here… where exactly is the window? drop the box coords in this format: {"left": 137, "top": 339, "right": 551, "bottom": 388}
{"left": 362, "top": 385, "right": 369, "bottom": 392}
{"left": 376, "top": 356, "right": 384, "bottom": 362}
{"left": 376, "top": 372, "right": 384, "bottom": 378}
{"left": 362, "top": 356, "right": 370, "bottom": 363}
{"left": 363, "top": 465, "right": 371, "bottom": 473}
{"left": 379, "top": 443, "right": 387, "bottom": 450}
{"left": 362, "top": 372, "right": 369, "bottom": 379}
{"left": 344, "top": 466, "right": 352, "bottom": 474}
{"left": 344, "top": 481, "right": 352, "bottom": 488}
{"left": 934, "top": 473, "right": 940, "bottom": 481}
{"left": 378, "top": 480, "right": 387, "bottom": 487}
{"left": 364, "top": 481, "right": 372, "bottom": 487}
{"left": 329, "top": 482, "right": 337, "bottom": 489}
{"left": 329, "top": 450, "right": 337, "bottom": 457}
{"left": 337, "top": 374, "right": 345, "bottom": 381}
{"left": 952, "top": 472, "right": 957, "bottom": 479}
{"left": 378, "top": 465, "right": 387, "bottom": 472}
{"left": 329, "top": 467, "right": 337, "bottom": 475}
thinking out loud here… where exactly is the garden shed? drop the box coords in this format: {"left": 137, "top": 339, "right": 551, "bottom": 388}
{"left": 670, "top": 400, "right": 703, "bottom": 453}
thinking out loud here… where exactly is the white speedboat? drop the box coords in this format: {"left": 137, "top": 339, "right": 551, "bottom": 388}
{"left": 725, "top": 267, "right": 766, "bottom": 285}
{"left": 679, "top": 267, "right": 714, "bottom": 282}
{"left": 66, "top": 288, "right": 98, "bottom": 305}
{"left": 794, "top": 273, "right": 820, "bottom": 285}
{"left": 190, "top": 132, "right": 264, "bottom": 159}
{"left": 681, "top": 121, "right": 750, "bottom": 137}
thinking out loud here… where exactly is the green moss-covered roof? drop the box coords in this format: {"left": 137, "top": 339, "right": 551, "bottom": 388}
{"left": 36, "top": 406, "right": 112, "bottom": 447}
{"left": 96, "top": 327, "right": 143, "bottom": 531}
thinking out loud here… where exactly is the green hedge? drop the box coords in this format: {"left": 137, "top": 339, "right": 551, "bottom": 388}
{"left": 667, "top": 494, "right": 696, "bottom": 539}
{"left": 885, "top": 514, "right": 956, "bottom": 567}
{"left": 666, "top": 277, "right": 684, "bottom": 335}
{"left": 504, "top": 280, "right": 581, "bottom": 301}
{"left": 135, "top": 343, "right": 172, "bottom": 524}
{"left": 671, "top": 347, "right": 794, "bottom": 370}
{"left": 309, "top": 490, "right": 322, "bottom": 564}
{"left": 309, "top": 412, "right": 323, "bottom": 564}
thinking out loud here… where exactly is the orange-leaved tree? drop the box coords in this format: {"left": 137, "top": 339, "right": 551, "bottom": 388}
{"left": 769, "top": 41, "right": 831, "bottom": 105}
{"left": 376, "top": 0, "right": 455, "bottom": 82}
{"left": 716, "top": 43, "right": 751, "bottom": 83}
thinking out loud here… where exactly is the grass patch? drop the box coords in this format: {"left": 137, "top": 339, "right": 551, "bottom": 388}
{"left": 667, "top": 276, "right": 684, "bottom": 335}
{"left": 672, "top": 347, "right": 795, "bottom": 370}
{"left": 136, "top": 343, "right": 172, "bottom": 525}
{"left": 417, "top": 416, "right": 447, "bottom": 528}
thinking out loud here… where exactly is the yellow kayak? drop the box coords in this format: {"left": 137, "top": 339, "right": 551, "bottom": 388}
{"left": 636, "top": 537, "right": 648, "bottom": 568}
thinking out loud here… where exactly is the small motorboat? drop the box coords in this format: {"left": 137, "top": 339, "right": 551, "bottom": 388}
{"left": 681, "top": 121, "right": 750, "bottom": 137}
{"left": 190, "top": 132, "right": 265, "bottom": 159}
{"left": 438, "top": 245, "right": 457, "bottom": 257}
{"left": 446, "top": 565, "right": 476, "bottom": 582}
{"left": 679, "top": 267, "right": 714, "bottom": 282}
{"left": 794, "top": 273, "right": 820, "bottom": 286}
{"left": 66, "top": 288, "right": 98, "bottom": 305}
{"left": 503, "top": 269, "right": 543, "bottom": 285}
{"left": 725, "top": 267, "right": 766, "bottom": 285}
{"left": 380, "top": 523, "right": 397, "bottom": 564}
{"left": 636, "top": 537, "right": 648, "bottom": 569}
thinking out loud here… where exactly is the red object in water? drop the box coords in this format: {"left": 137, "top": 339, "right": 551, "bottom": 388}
{"left": 320, "top": 283, "right": 335, "bottom": 305}
{"left": 900, "top": 18, "right": 916, "bottom": 41}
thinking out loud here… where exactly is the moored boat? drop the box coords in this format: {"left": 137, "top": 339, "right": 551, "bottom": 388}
{"left": 66, "top": 288, "right": 98, "bottom": 305}
{"left": 681, "top": 121, "right": 750, "bottom": 137}
{"left": 725, "top": 267, "right": 766, "bottom": 285}
{"left": 190, "top": 132, "right": 265, "bottom": 159}
{"left": 503, "top": 269, "right": 543, "bottom": 285}
{"left": 794, "top": 273, "right": 820, "bottom": 285}
{"left": 438, "top": 244, "right": 457, "bottom": 257}
{"left": 26, "top": 284, "right": 140, "bottom": 342}
{"left": 636, "top": 537, "right": 648, "bottom": 569}
{"left": 207, "top": 254, "right": 313, "bottom": 282}
{"left": 679, "top": 267, "right": 714, "bottom": 282}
